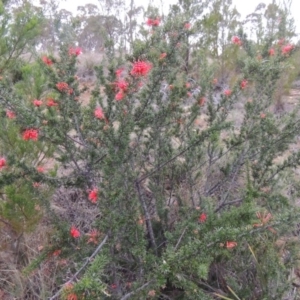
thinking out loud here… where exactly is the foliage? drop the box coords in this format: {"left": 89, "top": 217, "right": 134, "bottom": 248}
{"left": 0, "top": 0, "right": 300, "bottom": 299}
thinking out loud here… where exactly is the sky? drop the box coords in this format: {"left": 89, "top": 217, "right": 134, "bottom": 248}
{"left": 58, "top": 0, "right": 300, "bottom": 36}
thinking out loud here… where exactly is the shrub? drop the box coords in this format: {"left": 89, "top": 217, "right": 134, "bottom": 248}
{"left": 1, "top": 0, "right": 300, "bottom": 299}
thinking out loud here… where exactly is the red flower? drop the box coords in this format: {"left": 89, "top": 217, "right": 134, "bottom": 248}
{"left": 115, "top": 68, "right": 124, "bottom": 78}
{"left": 86, "top": 229, "right": 99, "bottom": 244}
{"left": 115, "top": 90, "right": 125, "bottom": 101}
{"left": 159, "top": 52, "right": 167, "bottom": 60}
{"left": 67, "top": 293, "right": 78, "bottom": 300}
{"left": 33, "top": 182, "right": 41, "bottom": 188}
{"left": 198, "top": 213, "right": 207, "bottom": 223}
{"left": 240, "top": 79, "right": 248, "bottom": 89}
{"left": 224, "top": 89, "right": 232, "bottom": 96}
{"left": 231, "top": 36, "right": 242, "bottom": 46}
{"left": 281, "top": 44, "right": 294, "bottom": 55}
{"left": 184, "top": 22, "right": 191, "bottom": 30}
{"left": 56, "top": 82, "right": 70, "bottom": 93}
{"left": 0, "top": 157, "right": 6, "bottom": 170}
{"left": 22, "top": 129, "right": 39, "bottom": 141}
{"left": 6, "top": 110, "right": 16, "bottom": 119}
{"left": 131, "top": 61, "right": 152, "bottom": 77}
{"left": 225, "top": 241, "right": 237, "bottom": 249}
{"left": 146, "top": 19, "right": 153, "bottom": 26}
{"left": 36, "top": 166, "right": 45, "bottom": 173}
{"left": 115, "top": 80, "right": 128, "bottom": 92}
{"left": 52, "top": 249, "right": 61, "bottom": 256}
{"left": 69, "top": 47, "right": 82, "bottom": 56}
{"left": 70, "top": 226, "right": 80, "bottom": 238}
{"left": 42, "top": 56, "right": 53, "bottom": 66}
{"left": 153, "top": 19, "right": 160, "bottom": 26}
{"left": 33, "top": 99, "right": 43, "bottom": 107}
{"left": 146, "top": 18, "right": 160, "bottom": 26}
{"left": 88, "top": 188, "right": 98, "bottom": 203}
{"left": 46, "top": 98, "right": 58, "bottom": 107}
{"left": 94, "top": 107, "right": 105, "bottom": 120}
{"left": 268, "top": 48, "right": 275, "bottom": 56}
{"left": 260, "top": 112, "right": 266, "bottom": 119}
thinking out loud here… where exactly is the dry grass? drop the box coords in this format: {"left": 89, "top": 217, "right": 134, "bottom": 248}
{"left": 76, "top": 52, "right": 105, "bottom": 83}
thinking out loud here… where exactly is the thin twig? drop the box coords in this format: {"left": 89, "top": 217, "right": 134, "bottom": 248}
{"left": 120, "top": 281, "right": 152, "bottom": 300}
{"left": 135, "top": 180, "right": 157, "bottom": 253}
{"left": 174, "top": 227, "right": 187, "bottom": 251}
{"left": 214, "top": 198, "right": 243, "bottom": 213}
{"left": 137, "top": 128, "right": 218, "bottom": 184}
{"left": 49, "top": 234, "right": 108, "bottom": 300}
{"left": 0, "top": 216, "right": 11, "bottom": 227}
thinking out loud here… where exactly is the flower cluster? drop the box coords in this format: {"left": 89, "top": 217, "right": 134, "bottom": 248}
{"left": 269, "top": 48, "right": 275, "bottom": 56}
{"left": 86, "top": 229, "right": 100, "bottom": 244}
{"left": 225, "top": 241, "right": 237, "bottom": 249}
{"left": 224, "top": 89, "right": 232, "bottom": 96}
{"left": 70, "top": 226, "right": 80, "bottom": 238}
{"left": 94, "top": 107, "right": 105, "bottom": 120}
{"left": 184, "top": 22, "right": 191, "bottom": 30}
{"left": 33, "top": 182, "right": 41, "bottom": 188}
{"left": 113, "top": 61, "right": 152, "bottom": 100}
{"left": 6, "top": 110, "right": 16, "bottom": 119}
{"left": 231, "top": 36, "right": 242, "bottom": 46}
{"left": 240, "top": 79, "right": 248, "bottom": 89}
{"left": 130, "top": 60, "right": 152, "bottom": 77}
{"left": 198, "top": 213, "right": 207, "bottom": 223}
{"left": 281, "top": 43, "right": 294, "bottom": 55}
{"left": 56, "top": 82, "right": 73, "bottom": 94}
{"left": 115, "top": 68, "right": 124, "bottom": 78}
{"left": 0, "top": 157, "right": 6, "bottom": 170}
{"left": 42, "top": 56, "right": 53, "bottom": 66}
{"left": 52, "top": 249, "right": 61, "bottom": 256}
{"left": 68, "top": 47, "right": 82, "bottom": 56}
{"left": 115, "top": 91, "right": 124, "bottom": 101}
{"left": 46, "top": 98, "right": 58, "bottom": 107}
{"left": 159, "top": 52, "right": 167, "bottom": 60}
{"left": 88, "top": 188, "right": 98, "bottom": 203}
{"left": 114, "top": 79, "right": 129, "bottom": 101}
{"left": 22, "top": 129, "right": 39, "bottom": 141}
{"left": 146, "top": 18, "right": 160, "bottom": 26}
{"left": 33, "top": 99, "right": 43, "bottom": 107}
{"left": 115, "top": 80, "right": 128, "bottom": 91}
{"left": 36, "top": 166, "right": 45, "bottom": 173}
{"left": 67, "top": 293, "right": 78, "bottom": 300}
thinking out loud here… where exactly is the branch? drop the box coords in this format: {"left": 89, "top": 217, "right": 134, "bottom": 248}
{"left": 214, "top": 198, "right": 243, "bottom": 213}
{"left": 135, "top": 180, "right": 157, "bottom": 253}
{"left": 137, "top": 127, "right": 219, "bottom": 184}
{"left": 120, "top": 281, "right": 152, "bottom": 300}
{"left": 49, "top": 234, "right": 108, "bottom": 300}
{"left": 174, "top": 227, "right": 187, "bottom": 251}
